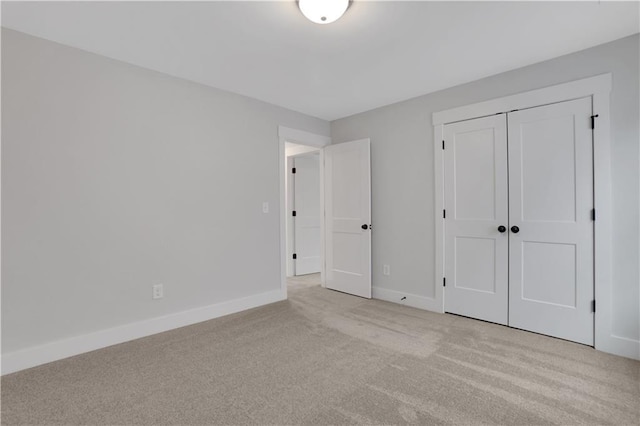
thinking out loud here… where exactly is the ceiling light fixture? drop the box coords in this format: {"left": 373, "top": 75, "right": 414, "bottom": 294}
{"left": 298, "top": 0, "right": 349, "bottom": 25}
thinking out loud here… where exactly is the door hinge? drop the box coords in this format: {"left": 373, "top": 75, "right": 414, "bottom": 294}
{"left": 293, "top": 253, "right": 297, "bottom": 260}
{"left": 442, "top": 140, "right": 445, "bottom": 150}
{"left": 292, "top": 210, "right": 297, "bottom": 217}
{"left": 443, "top": 209, "right": 446, "bottom": 219}
{"left": 591, "top": 114, "right": 599, "bottom": 130}
{"left": 591, "top": 300, "right": 596, "bottom": 313}
{"left": 443, "top": 277, "right": 446, "bottom": 287}
{"left": 292, "top": 167, "right": 296, "bottom": 174}
{"left": 591, "top": 209, "right": 596, "bottom": 221}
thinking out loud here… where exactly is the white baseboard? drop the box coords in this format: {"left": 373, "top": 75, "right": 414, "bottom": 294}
{"left": 598, "top": 334, "right": 640, "bottom": 361}
{"left": 372, "top": 287, "right": 443, "bottom": 313}
{"left": 1, "top": 289, "right": 285, "bottom": 375}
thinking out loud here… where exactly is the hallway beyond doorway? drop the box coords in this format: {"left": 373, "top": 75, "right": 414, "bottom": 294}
{"left": 287, "top": 273, "right": 321, "bottom": 291}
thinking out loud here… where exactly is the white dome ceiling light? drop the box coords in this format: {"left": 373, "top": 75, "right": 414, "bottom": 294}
{"left": 298, "top": 0, "right": 349, "bottom": 25}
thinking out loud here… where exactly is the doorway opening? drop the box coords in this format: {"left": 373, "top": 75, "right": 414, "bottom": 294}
{"left": 277, "top": 126, "right": 373, "bottom": 301}
{"left": 285, "top": 143, "right": 322, "bottom": 278}
{"left": 277, "top": 126, "right": 331, "bottom": 299}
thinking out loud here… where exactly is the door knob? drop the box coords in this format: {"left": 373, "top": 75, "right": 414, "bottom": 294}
{"left": 498, "top": 225, "right": 506, "bottom": 233}
{"left": 511, "top": 225, "right": 520, "bottom": 233}
{"left": 361, "top": 224, "right": 369, "bottom": 230}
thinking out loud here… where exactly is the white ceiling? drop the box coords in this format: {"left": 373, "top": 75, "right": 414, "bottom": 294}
{"left": 2, "top": 1, "right": 639, "bottom": 121}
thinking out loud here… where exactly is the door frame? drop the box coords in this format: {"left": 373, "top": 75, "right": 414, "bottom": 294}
{"left": 432, "top": 73, "right": 629, "bottom": 358}
{"left": 278, "top": 126, "right": 331, "bottom": 299}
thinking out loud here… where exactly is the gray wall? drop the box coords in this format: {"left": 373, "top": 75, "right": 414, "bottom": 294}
{"left": 331, "top": 34, "right": 640, "bottom": 342}
{"left": 1, "top": 29, "right": 329, "bottom": 354}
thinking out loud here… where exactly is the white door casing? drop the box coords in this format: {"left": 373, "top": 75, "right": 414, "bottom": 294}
{"left": 444, "top": 115, "right": 509, "bottom": 324}
{"left": 293, "top": 153, "right": 321, "bottom": 275}
{"left": 324, "top": 139, "right": 372, "bottom": 298}
{"left": 508, "top": 97, "right": 594, "bottom": 345}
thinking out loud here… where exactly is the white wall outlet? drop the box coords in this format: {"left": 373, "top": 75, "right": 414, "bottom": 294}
{"left": 152, "top": 284, "right": 164, "bottom": 300}
{"left": 262, "top": 201, "right": 269, "bottom": 213}
{"left": 383, "top": 264, "right": 390, "bottom": 276}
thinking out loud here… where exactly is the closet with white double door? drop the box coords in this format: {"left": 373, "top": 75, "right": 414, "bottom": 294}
{"left": 443, "top": 97, "right": 595, "bottom": 345}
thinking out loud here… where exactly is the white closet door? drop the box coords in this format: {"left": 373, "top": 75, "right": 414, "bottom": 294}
{"left": 293, "top": 153, "right": 321, "bottom": 275}
{"left": 508, "top": 97, "right": 594, "bottom": 345}
{"left": 324, "top": 139, "right": 371, "bottom": 298}
{"left": 444, "top": 115, "right": 509, "bottom": 324}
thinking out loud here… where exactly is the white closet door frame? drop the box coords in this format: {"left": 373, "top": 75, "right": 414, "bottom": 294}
{"left": 433, "top": 73, "right": 632, "bottom": 360}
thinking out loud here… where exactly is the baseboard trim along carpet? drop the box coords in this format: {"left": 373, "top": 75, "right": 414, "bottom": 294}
{"left": 372, "top": 287, "right": 441, "bottom": 312}
{"left": 1, "top": 289, "right": 285, "bottom": 375}
{"left": 604, "top": 334, "right": 640, "bottom": 360}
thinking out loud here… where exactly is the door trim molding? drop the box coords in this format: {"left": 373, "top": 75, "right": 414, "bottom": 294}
{"left": 279, "top": 126, "right": 331, "bottom": 299}
{"left": 432, "top": 73, "right": 612, "bottom": 125}
{"left": 432, "top": 74, "right": 637, "bottom": 360}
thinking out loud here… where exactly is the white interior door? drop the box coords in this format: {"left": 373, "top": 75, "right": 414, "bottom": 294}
{"left": 293, "top": 153, "right": 321, "bottom": 275}
{"left": 324, "top": 139, "right": 371, "bottom": 298}
{"left": 444, "top": 115, "right": 509, "bottom": 324}
{"left": 508, "top": 97, "right": 594, "bottom": 345}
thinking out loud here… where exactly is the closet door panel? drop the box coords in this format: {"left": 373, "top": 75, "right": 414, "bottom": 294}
{"left": 508, "top": 97, "right": 594, "bottom": 345}
{"left": 444, "top": 114, "right": 509, "bottom": 325}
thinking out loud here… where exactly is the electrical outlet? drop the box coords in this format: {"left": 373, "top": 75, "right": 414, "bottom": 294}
{"left": 262, "top": 202, "right": 269, "bottom": 213}
{"left": 152, "top": 284, "right": 164, "bottom": 300}
{"left": 383, "top": 264, "right": 390, "bottom": 276}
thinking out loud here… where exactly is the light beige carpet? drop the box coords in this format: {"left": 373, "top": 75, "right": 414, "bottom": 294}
{"left": 2, "top": 274, "right": 639, "bottom": 425}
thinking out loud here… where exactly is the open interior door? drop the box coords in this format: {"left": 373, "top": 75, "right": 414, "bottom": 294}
{"left": 324, "top": 139, "right": 371, "bottom": 298}
{"left": 293, "top": 153, "right": 321, "bottom": 275}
